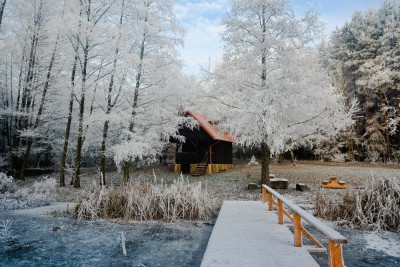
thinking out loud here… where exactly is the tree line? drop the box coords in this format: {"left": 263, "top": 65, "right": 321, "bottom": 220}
{"left": 320, "top": 0, "right": 400, "bottom": 163}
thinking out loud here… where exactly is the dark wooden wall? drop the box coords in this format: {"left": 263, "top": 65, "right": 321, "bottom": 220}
{"left": 172, "top": 127, "right": 233, "bottom": 165}
{"left": 212, "top": 142, "right": 233, "bottom": 164}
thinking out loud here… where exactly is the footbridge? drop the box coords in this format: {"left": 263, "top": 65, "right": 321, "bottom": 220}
{"left": 201, "top": 185, "right": 347, "bottom": 267}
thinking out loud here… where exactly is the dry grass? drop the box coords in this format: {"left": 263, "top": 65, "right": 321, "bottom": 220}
{"left": 75, "top": 174, "right": 215, "bottom": 222}
{"left": 316, "top": 177, "right": 400, "bottom": 232}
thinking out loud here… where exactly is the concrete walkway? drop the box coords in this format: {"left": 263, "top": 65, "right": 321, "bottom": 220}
{"left": 201, "top": 201, "right": 320, "bottom": 267}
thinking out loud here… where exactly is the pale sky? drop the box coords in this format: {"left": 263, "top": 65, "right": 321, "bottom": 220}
{"left": 174, "top": 0, "right": 386, "bottom": 76}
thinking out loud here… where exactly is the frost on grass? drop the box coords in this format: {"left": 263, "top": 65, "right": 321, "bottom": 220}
{"left": 0, "top": 173, "right": 15, "bottom": 193}
{"left": 0, "top": 173, "right": 56, "bottom": 210}
{"left": 76, "top": 175, "right": 215, "bottom": 222}
{"left": 316, "top": 177, "right": 400, "bottom": 232}
{"left": 0, "top": 220, "right": 13, "bottom": 240}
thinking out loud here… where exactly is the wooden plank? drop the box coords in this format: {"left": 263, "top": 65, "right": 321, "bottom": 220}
{"left": 201, "top": 201, "right": 320, "bottom": 267}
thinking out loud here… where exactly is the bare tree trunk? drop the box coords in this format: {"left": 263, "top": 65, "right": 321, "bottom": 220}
{"left": 123, "top": 161, "right": 130, "bottom": 185}
{"left": 277, "top": 152, "right": 283, "bottom": 163}
{"left": 259, "top": 5, "right": 270, "bottom": 186}
{"left": 1, "top": 57, "right": 9, "bottom": 153}
{"left": 356, "top": 118, "right": 362, "bottom": 161}
{"left": 396, "top": 99, "right": 400, "bottom": 152}
{"left": 73, "top": 39, "right": 88, "bottom": 188}
{"left": 381, "top": 91, "right": 391, "bottom": 162}
{"left": 347, "top": 126, "right": 355, "bottom": 161}
{"left": 261, "top": 141, "right": 270, "bottom": 186}
{"left": 7, "top": 56, "right": 13, "bottom": 149}
{"left": 60, "top": 54, "right": 78, "bottom": 187}
{"left": 12, "top": 21, "right": 39, "bottom": 179}
{"left": 396, "top": 125, "right": 400, "bottom": 161}
{"left": 74, "top": 92, "right": 85, "bottom": 188}
{"left": 290, "top": 149, "right": 295, "bottom": 166}
{"left": 11, "top": 51, "right": 24, "bottom": 171}
{"left": 73, "top": 0, "right": 92, "bottom": 189}
{"left": 0, "top": 0, "right": 6, "bottom": 32}
{"left": 123, "top": 19, "right": 146, "bottom": 184}
{"left": 100, "top": 0, "right": 124, "bottom": 185}
{"left": 100, "top": 119, "right": 109, "bottom": 185}
{"left": 19, "top": 36, "right": 58, "bottom": 180}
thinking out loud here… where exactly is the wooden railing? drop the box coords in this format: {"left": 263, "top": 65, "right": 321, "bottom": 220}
{"left": 262, "top": 184, "right": 347, "bottom": 267}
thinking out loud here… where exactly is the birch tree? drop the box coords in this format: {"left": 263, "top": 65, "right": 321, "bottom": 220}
{"left": 1, "top": 0, "right": 62, "bottom": 179}
{"left": 211, "top": 0, "right": 355, "bottom": 185}
{"left": 71, "top": 0, "right": 115, "bottom": 188}
{"left": 0, "top": 0, "right": 75, "bottom": 178}
{"left": 0, "top": 0, "right": 201, "bottom": 182}
{"left": 98, "top": 0, "right": 127, "bottom": 185}
{"left": 110, "top": 0, "right": 185, "bottom": 184}
{"left": 58, "top": 0, "right": 85, "bottom": 187}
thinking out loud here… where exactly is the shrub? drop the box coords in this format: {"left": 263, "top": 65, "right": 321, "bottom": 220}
{"left": 0, "top": 175, "right": 56, "bottom": 210}
{"left": 316, "top": 177, "right": 400, "bottom": 232}
{"left": 75, "top": 175, "right": 215, "bottom": 222}
{"left": 0, "top": 173, "right": 15, "bottom": 194}
{"left": 0, "top": 220, "right": 13, "bottom": 240}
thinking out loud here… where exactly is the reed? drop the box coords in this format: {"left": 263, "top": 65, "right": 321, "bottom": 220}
{"left": 75, "top": 175, "right": 214, "bottom": 222}
{"left": 316, "top": 177, "right": 400, "bottom": 232}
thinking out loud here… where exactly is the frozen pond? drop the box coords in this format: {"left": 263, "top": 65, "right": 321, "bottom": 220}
{"left": 0, "top": 207, "right": 212, "bottom": 266}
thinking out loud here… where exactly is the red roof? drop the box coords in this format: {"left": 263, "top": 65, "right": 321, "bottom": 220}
{"left": 183, "top": 110, "right": 236, "bottom": 143}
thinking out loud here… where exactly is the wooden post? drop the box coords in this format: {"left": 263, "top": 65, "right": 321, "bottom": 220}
{"left": 209, "top": 145, "right": 212, "bottom": 164}
{"left": 278, "top": 199, "right": 284, "bottom": 224}
{"left": 262, "top": 187, "right": 266, "bottom": 203}
{"left": 329, "top": 240, "right": 344, "bottom": 267}
{"left": 268, "top": 192, "right": 273, "bottom": 211}
{"left": 294, "top": 212, "right": 302, "bottom": 247}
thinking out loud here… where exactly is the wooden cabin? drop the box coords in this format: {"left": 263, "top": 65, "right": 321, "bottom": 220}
{"left": 172, "top": 110, "right": 235, "bottom": 176}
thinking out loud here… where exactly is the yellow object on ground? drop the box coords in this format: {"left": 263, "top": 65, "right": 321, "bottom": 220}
{"left": 322, "top": 177, "right": 347, "bottom": 189}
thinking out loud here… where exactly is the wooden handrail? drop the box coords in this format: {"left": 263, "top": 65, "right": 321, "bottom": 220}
{"left": 262, "top": 184, "right": 347, "bottom": 267}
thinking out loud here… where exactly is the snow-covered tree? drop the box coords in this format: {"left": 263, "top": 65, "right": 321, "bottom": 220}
{"left": 0, "top": 0, "right": 69, "bottom": 179}
{"left": 105, "top": 0, "right": 186, "bottom": 184}
{"left": 0, "top": 0, "right": 192, "bottom": 187}
{"left": 208, "top": 0, "right": 355, "bottom": 185}
{"left": 70, "top": 0, "right": 117, "bottom": 188}
{"left": 326, "top": 0, "right": 400, "bottom": 162}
